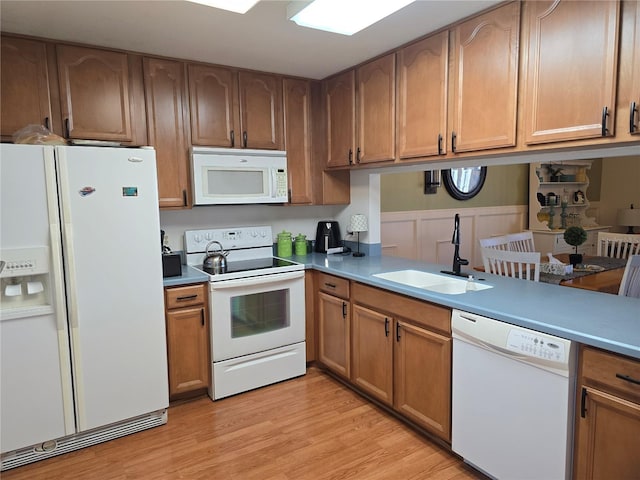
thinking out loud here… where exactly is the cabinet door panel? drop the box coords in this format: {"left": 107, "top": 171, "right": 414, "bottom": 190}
{"left": 394, "top": 321, "right": 451, "bottom": 441}
{"left": 450, "top": 1, "right": 520, "bottom": 152}
{"left": 357, "top": 53, "right": 396, "bottom": 164}
{"left": 523, "top": 0, "right": 619, "bottom": 144}
{"left": 1, "top": 37, "right": 53, "bottom": 139}
{"left": 238, "top": 71, "right": 283, "bottom": 150}
{"left": 352, "top": 305, "right": 393, "bottom": 405}
{"left": 325, "top": 70, "right": 356, "bottom": 167}
{"left": 166, "top": 306, "right": 210, "bottom": 396}
{"left": 57, "top": 45, "right": 132, "bottom": 141}
{"left": 318, "top": 292, "right": 350, "bottom": 378}
{"left": 188, "top": 64, "right": 237, "bottom": 147}
{"left": 574, "top": 387, "right": 640, "bottom": 479}
{"left": 397, "top": 32, "right": 448, "bottom": 159}
{"left": 284, "top": 78, "right": 313, "bottom": 204}
{"left": 143, "top": 58, "right": 190, "bottom": 209}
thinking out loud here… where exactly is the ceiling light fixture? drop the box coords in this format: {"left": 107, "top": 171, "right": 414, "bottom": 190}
{"left": 185, "top": 0, "right": 260, "bottom": 14}
{"left": 287, "top": 0, "right": 416, "bottom": 36}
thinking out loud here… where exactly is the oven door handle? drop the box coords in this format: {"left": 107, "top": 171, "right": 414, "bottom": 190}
{"left": 210, "top": 270, "right": 305, "bottom": 290}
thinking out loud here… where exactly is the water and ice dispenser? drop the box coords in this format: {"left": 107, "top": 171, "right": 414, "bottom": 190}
{"left": 0, "top": 247, "right": 51, "bottom": 314}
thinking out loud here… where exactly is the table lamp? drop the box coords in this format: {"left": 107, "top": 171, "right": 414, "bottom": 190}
{"left": 349, "top": 214, "right": 368, "bottom": 257}
{"left": 617, "top": 204, "right": 640, "bottom": 234}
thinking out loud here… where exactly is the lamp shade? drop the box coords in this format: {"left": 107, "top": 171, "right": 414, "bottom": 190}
{"left": 349, "top": 214, "right": 368, "bottom": 233}
{"left": 617, "top": 208, "right": 640, "bottom": 227}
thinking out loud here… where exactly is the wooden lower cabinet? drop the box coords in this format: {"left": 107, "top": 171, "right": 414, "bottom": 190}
{"left": 317, "top": 291, "right": 350, "bottom": 379}
{"left": 394, "top": 321, "right": 451, "bottom": 441}
{"left": 352, "top": 305, "right": 393, "bottom": 405}
{"left": 317, "top": 274, "right": 452, "bottom": 443}
{"left": 317, "top": 272, "right": 351, "bottom": 379}
{"left": 164, "top": 283, "right": 210, "bottom": 399}
{"left": 574, "top": 346, "right": 640, "bottom": 479}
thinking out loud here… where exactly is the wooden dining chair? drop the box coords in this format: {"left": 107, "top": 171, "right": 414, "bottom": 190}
{"left": 478, "top": 235, "right": 510, "bottom": 250}
{"left": 596, "top": 232, "right": 640, "bottom": 259}
{"left": 618, "top": 255, "right": 640, "bottom": 298}
{"left": 481, "top": 247, "right": 541, "bottom": 282}
{"left": 506, "top": 231, "right": 536, "bottom": 252}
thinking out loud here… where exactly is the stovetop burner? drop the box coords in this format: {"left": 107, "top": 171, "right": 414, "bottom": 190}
{"left": 185, "top": 226, "right": 305, "bottom": 281}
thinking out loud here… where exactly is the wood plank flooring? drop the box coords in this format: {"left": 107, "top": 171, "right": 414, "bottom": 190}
{"left": 2, "top": 367, "right": 483, "bottom": 479}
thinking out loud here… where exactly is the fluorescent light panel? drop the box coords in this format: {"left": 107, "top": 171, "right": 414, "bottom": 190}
{"left": 185, "top": 0, "right": 260, "bottom": 14}
{"left": 289, "top": 0, "right": 416, "bottom": 36}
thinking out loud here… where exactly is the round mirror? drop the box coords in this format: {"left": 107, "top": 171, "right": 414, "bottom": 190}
{"left": 442, "top": 166, "right": 487, "bottom": 200}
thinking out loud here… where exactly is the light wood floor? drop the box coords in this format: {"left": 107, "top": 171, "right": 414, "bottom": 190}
{"left": 3, "top": 367, "right": 483, "bottom": 480}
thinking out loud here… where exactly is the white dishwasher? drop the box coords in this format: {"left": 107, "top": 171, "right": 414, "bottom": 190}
{"left": 451, "top": 309, "right": 576, "bottom": 480}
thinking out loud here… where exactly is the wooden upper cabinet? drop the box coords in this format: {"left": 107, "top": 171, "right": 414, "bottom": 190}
{"left": 188, "top": 64, "right": 238, "bottom": 147}
{"left": 56, "top": 45, "right": 133, "bottom": 142}
{"left": 619, "top": 0, "right": 640, "bottom": 137}
{"left": 238, "top": 71, "right": 283, "bottom": 150}
{"left": 357, "top": 53, "right": 396, "bottom": 164}
{"left": 283, "top": 78, "right": 313, "bottom": 204}
{"left": 522, "top": 0, "right": 620, "bottom": 145}
{"left": 325, "top": 70, "right": 356, "bottom": 167}
{"left": 449, "top": 1, "right": 520, "bottom": 153}
{"left": 1, "top": 36, "right": 54, "bottom": 139}
{"left": 397, "top": 31, "right": 449, "bottom": 159}
{"left": 143, "top": 57, "right": 190, "bottom": 209}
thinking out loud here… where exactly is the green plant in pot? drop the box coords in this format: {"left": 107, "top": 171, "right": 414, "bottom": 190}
{"left": 564, "top": 226, "right": 587, "bottom": 266}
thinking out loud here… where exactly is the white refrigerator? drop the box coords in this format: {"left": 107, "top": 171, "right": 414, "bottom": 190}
{"left": 0, "top": 144, "right": 168, "bottom": 470}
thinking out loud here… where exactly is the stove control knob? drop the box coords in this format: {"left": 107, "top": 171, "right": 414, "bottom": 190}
{"left": 205, "top": 233, "right": 213, "bottom": 241}
{"left": 251, "top": 230, "right": 258, "bottom": 237}
{"left": 194, "top": 234, "right": 203, "bottom": 243}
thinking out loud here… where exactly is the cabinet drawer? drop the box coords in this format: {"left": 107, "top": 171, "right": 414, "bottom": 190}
{"left": 581, "top": 346, "right": 640, "bottom": 402}
{"left": 317, "top": 272, "right": 350, "bottom": 299}
{"left": 165, "top": 283, "right": 207, "bottom": 309}
{"left": 352, "top": 282, "right": 450, "bottom": 335}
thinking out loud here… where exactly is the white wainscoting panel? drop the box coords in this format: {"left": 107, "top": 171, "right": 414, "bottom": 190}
{"left": 381, "top": 206, "right": 528, "bottom": 268}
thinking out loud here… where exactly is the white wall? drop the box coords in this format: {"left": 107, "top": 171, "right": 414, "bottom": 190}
{"left": 160, "top": 204, "right": 344, "bottom": 252}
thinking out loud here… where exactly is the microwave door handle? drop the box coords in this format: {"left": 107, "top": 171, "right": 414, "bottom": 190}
{"left": 271, "top": 169, "right": 276, "bottom": 198}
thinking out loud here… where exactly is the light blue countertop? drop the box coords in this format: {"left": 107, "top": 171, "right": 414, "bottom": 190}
{"left": 164, "top": 253, "right": 639, "bottom": 360}
{"left": 289, "top": 252, "right": 640, "bottom": 360}
{"left": 162, "top": 265, "right": 209, "bottom": 287}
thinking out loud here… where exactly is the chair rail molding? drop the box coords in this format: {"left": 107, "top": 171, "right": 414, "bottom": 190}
{"left": 381, "top": 205, "right": 528, "bottom": 268}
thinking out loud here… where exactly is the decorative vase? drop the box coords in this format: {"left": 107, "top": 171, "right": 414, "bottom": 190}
{"left": 569, "top": 253, "right": 583, "bottom": 266}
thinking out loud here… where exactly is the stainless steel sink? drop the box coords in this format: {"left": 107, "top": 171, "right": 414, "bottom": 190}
{"left": 373, "top": 270, "right": 492, "bottom": 295}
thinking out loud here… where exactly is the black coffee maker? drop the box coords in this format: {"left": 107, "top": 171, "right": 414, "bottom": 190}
{"left": 315, "top": 221, "right": 341, "bottom": 253}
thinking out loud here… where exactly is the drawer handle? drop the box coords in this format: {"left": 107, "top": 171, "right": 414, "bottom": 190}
{"left": 616, "top": 373, "right": 640, "bottom": 386}
{"left": 324, "top": 282, "right": 336, "bottom": 289}
{"left": 176, "top": 294, "right": 198, "bottom": 301}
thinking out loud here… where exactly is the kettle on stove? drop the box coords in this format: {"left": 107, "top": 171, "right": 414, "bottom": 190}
{"left": 315, "top": 221, "right": 341, "bottom": 253}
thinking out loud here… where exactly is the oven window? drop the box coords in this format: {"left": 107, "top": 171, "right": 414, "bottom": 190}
{"left": 230, "top": 289, "right": 290, "bottom": 337}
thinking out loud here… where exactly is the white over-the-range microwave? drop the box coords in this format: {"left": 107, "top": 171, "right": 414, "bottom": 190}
{"left": 191, "top": 147, "right": 289, "bottom": 205}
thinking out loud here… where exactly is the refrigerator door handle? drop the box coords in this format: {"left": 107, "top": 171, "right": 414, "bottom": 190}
{"left": 45, "top": 151, "right": 69, "bottom": 333}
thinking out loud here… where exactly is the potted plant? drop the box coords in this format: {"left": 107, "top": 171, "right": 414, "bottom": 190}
{"left": 564, "top": 226, "right": 587, "bottom": 266}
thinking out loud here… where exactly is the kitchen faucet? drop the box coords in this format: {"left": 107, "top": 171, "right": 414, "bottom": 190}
{"left": 441, "top": 214, "right": 469, "bottom": 277}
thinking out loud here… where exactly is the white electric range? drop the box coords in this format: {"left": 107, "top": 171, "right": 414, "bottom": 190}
{"left": 185, "top": 226, "right": 306, "bottom": 400}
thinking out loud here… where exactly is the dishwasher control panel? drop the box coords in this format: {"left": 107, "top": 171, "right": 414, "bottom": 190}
{"left": 506, "top": 329, "right": 566, "bottom": 362}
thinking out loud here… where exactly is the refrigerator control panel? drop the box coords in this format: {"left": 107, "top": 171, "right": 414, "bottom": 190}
{"left": 0, "top": 247, "right": 50, "bottom": 278}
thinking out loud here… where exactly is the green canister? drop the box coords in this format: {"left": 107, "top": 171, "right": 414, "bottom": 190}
{"left": 277, "top": 230, "right": 292, "bottom": 257}
{"left": 294, "top": 234, "right": 307, "bottom": 256}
